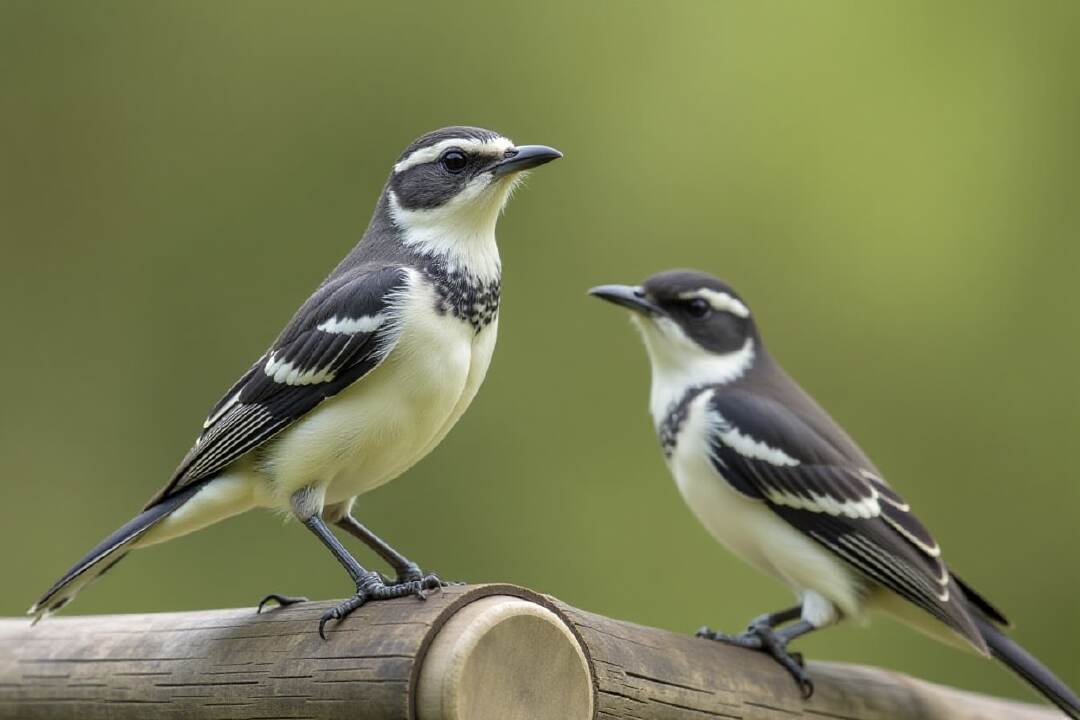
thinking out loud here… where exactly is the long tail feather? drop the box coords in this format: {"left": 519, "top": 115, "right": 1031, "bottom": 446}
{"left": 976, "top": 614, "right": 1080, "bottom": 718}
{"left": 28, "top": 485, "right": 199, "bottom": 623}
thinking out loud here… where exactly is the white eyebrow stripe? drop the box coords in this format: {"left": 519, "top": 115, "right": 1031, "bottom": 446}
{"left": 679, "top": 288, "right": 751, "bottom": 317}
{"left": 393, "top": 136, "right": 515, "bottom": 174}
{"left": 316, "top": 314, "right": 386, "bottom": 334}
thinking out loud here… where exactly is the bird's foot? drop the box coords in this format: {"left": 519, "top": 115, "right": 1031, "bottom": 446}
{"left": 319, "top": 571, "right": 442, "bottom": 640}
{"left": 381, "top": 562, "right": 462, "bottom": 589}
{"left": 256, "top": 593, "right": 309, "bottom": 613}
{"left": 696, "top": 623, "right": 813, "bottom": 698}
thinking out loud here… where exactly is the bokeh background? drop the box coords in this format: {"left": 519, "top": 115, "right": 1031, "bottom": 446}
{"left": 2, "top": 0, "right": 1078, "bottom": 704}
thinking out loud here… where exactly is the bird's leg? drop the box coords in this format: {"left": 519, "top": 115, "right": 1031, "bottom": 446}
{"left": 305, "top": 513, "right": 442, "bottom": 638}
{"left": 695, "top": 603, "right": 801, "bottom": 639}
{"left": 334, "top": 514, "right": 455, "bottom": 587}
{"left": 697, "top": 606, "right": 817, "bottom": 698}
{"left": 259, "top": 489, "right": 440, "bottom": 638}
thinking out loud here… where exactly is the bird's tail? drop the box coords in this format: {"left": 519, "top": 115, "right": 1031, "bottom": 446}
{"left": 975, "top": 614, "right": 1080, "bottom": 718}
{"left": 27, "top": 485, "right": 200, "bottom": 623}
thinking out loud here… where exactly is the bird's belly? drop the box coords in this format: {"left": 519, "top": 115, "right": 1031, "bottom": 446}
{"left": 669, "top": 449, "right": 783, "bottom": 578}
{"left": 667, "top": 393, "right": 862, "bottom": 618}
{"left": 267, "top": 293, "right": 495, "bottom": 507}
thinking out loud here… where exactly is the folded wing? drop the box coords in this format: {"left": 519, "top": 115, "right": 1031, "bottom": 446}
{"left": 147, "top": 263, "right": 410, "bottom": 507}
{"left": 705, "top": 388, "right": 989, "bottom": 652}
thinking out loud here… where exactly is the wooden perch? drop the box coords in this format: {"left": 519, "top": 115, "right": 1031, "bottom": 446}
{"left": 0, "top": 583, "right": 1057, "bottom": 719}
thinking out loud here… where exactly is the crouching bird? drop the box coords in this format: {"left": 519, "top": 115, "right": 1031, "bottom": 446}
{"left": 590, "top": 269, "right": 1079, "bottom": 717}
{"left": 29, "top": 126, "right": 561, "bottom": 638}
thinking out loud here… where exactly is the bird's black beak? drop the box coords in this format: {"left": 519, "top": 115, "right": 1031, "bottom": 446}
{"left": 492, "top": 145, "right": 563, "bottom": 178}
{"left": 588, "top": 284, "right": 662, "bottom": 315}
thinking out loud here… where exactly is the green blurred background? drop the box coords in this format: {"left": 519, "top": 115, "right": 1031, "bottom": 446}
{"left": 2, "top": 0, "right": 1078, "bottom": 704}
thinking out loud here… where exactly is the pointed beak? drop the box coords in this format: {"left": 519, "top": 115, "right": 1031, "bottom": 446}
{"left": 588, "top": 284, "right": 662, "bottom": 315}
{"left": 491, "top": 144, "right": 563, "bottom": 178}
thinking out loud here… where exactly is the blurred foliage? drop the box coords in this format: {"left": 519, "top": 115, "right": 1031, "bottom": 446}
{"left": 1, "top": 0, "right": 1078, "bottom": 703}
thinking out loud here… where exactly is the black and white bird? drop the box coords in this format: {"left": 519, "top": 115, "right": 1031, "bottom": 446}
{"left": 590, "top": 269, "right": 1080, "bottom": 716}
{"left": 30, "top": 126, "right": 561, "bottom": 636}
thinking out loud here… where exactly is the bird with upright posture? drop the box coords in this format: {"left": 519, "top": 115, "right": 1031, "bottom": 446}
{"left": 30, "top": 126, "right": 561, "bottom": 637}
{"left": 590, "top": 269, "right": 1079, "bottom": 716}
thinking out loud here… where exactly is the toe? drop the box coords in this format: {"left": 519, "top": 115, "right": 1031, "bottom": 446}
{"left": 257, "top": 594, "right": 308, "bottom": 614}
{"left": 316, "top": 593, "right": 370, "bottom": 639}
{"left": 419, "top": 575, "right": 444, "bottom": 594}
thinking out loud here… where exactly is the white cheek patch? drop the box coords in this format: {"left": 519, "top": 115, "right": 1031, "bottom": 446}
{"left": 316, "top": 314, "right": 386, "bottom": 335}
{"left": 679, "top": 288, "right": 751, "bottom": 318}
{"left": 386, "top": 187, "right": 505, "bottom": 280}
{"left": 393, "top": 136, "right": 514, "bottom": 174}
{"left": 636, "top": 312, "right": 758, "bottom": 422}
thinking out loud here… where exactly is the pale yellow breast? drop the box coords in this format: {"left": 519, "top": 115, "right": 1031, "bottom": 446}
{"left": 667, "top": 391, "right": 863, "bottom": 619}
{"left": 264, "top": 278, "right": 496, "bottom": 508}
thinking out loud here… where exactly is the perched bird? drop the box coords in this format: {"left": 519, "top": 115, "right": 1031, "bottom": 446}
{"left": 30, "top": 126, "right": 561, "bottom": 637}
{"left": 590, "top": 269, "right": 1080, "bottom": 716}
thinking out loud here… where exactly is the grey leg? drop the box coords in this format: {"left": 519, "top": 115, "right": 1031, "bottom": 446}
{"left": 749, "top": 605, "right": 803, "bottom": 629}
{"left": 334, "top": 513, "right": 461, "bottom": 588}
{"left": 335, "top": 515, "right": 432, "bottom": 584}
{"left": 258, "top": 490, "right": 441, "bottom": 639}
{"left": 695, "top": 603, "right": 800, "bottom": 639}
{"left": 304, "top": 513, "right": 443, "bottom": 639}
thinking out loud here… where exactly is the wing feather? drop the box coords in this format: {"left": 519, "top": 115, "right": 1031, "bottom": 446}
{"left": 145, "top": 263, "right": 410, "bottom": 508}
{"left": 705, "top": 388, "right": 987, "bottom": 651}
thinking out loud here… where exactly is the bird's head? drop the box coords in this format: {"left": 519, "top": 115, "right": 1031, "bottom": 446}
{"left": 384, "top": 126, "right": 561, "bottom": 273}
{"left": 590, "top": 270, "right": 761, "bottom": 400}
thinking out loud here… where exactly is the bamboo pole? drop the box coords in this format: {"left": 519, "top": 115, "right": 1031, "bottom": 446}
{"left": 0, "top": 584, "right": 1057, "bottom": 719}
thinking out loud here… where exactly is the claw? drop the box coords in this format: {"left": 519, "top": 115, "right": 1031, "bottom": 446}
{"left": 319, "top": 591, "right": 367, "bottom": 639}
{"left": 257, "top": 593, "right": 309, "bottom": 614}
{"left": 317, "top": 611, "right": 335, "bottom": 640}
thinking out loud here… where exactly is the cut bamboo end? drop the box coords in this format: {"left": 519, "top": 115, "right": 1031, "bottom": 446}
{"left": 416, "top": 595, "right": 594, "bottom": 720}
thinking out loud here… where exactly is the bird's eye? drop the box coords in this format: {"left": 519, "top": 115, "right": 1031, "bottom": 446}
{"left": 686, "top": 298, "right": 711, "bottom": 318}
{"left": 441, "top": 150, "right": 468, "bottom": 173}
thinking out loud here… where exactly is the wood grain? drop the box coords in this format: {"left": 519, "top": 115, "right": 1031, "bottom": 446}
{"left": 0, "top": 584, "right": 1058, "bottom": 719}
{"left": 559, "top": 603, "right": 1055, "bottom": 720}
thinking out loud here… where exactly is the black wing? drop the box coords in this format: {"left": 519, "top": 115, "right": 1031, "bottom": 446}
{"left": 147, "top": 263, "right": 410, "bottom": 507}
{"left": 705, "top": 388, "right": 988, "bottom": 651}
